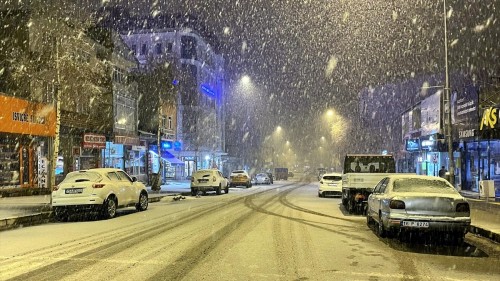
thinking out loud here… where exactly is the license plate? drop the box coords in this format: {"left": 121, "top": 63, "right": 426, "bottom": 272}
{"left": 198, "top": 179, "right": 208, "bottom": 183}
{"left": 65, "top": 188, "right": 83, "bottom": 194}
{"left": 402, "top": 221, "right": 429, "bottom": 228}
{"left": 328, "top": 183, "right": 337, "bottom": 186}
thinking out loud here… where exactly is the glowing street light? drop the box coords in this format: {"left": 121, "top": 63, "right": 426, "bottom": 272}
{"left": 241, "top": 75, "right": 251, "bottom": 85}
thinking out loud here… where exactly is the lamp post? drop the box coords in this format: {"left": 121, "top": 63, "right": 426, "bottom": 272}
{"left": 443, "top": 0, "right": 455, "bottom": 186}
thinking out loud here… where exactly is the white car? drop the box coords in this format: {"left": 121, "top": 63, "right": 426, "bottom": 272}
{"left": 190, "top": 169, "right": 229, "bottom": 196}
{"left": 318, "top": 172, "right": 343, "bottom": 197}
{"left": 52, "top": 168, "right": 149, "bottom": 221}
{"left": 254, "top": 173, "right": 271, "bottom": 184}
{"left": 367, "top": 175, "right": 471, "bottom": 241}
{"left": 229, "top": 170, "right": 252, "bottom": 188}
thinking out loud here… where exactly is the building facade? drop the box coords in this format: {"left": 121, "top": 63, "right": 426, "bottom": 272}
{"left": 121, "top": 28, "right": 226, "bottom": 179}
{"left": 359, "top": 73, "right": 500, "bottom": 197}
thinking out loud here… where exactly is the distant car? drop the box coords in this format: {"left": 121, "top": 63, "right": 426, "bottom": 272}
{"left": 230, "top": 170, "right": 252, "bottom": 188}
{"left": 266, "top": 173, "right": 274, "bottom": 184}
{"left": 254, "top": 173, "right": 271, "bottom": 185}
{"left": 51, "top": 168, "right": 149, "bottom": 221}
{"left": 190, "top": 169, "right": 229, "bottom": 196}
{"left": 367, "top": 174, "right": 471, "bottom": 241}
{"left": 318, "top": 172, "right": 342, "bottom": 197}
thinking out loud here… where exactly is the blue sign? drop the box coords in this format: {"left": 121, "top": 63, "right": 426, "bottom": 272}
{"left": 405, "top": 139, "right": 420, "bottom": 152}
{"left": 201, "top": 84, "right": 216, "bottom": 97}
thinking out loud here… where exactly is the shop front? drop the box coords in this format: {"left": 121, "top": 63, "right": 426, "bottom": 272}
{"left": 0, "top": 95, "right": 56, "bottom": 189}
{"left": 476, "top": 107, "right": 500, "bottom": 197}
{"left": 102, "top": 135, "right": 146, "bottom": 183}
{"left": 148, "top": 142, "right": 184, "bottom": 182}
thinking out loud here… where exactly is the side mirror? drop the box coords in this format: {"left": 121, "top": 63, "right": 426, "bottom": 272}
{"left": 132, "top": 176, "right": 138, "bottom": 182}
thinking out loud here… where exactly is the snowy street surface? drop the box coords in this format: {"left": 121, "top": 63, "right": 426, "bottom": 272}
{"left": 1, "top": 181, "right": 499, "bottom": 281}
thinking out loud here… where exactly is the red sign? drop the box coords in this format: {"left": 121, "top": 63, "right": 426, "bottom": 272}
{"left": 82, "top": 133, "right": 106, "bottom": 149}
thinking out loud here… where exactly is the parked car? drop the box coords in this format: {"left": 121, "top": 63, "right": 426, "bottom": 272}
{"left": 254, "top": 173, "right": 271, "bottom": 185}
{"left": 230, "top": 170, "right": 252, "bottom": 188}
{"left": 51, "top": 168, "right": 149, "bottom": 221}
{"left": 318, "top": 172, "right": 342, "bottom": 197}
{"left": 190, "top": 169, "right": 229, "bottom": 196}
{"left": 366, "top": 174, "right": 471, "bottom": 242}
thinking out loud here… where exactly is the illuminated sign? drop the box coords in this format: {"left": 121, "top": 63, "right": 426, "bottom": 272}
{"left": 480, "top": 107, "right": 498, "bottom": 130}
{"left": 83, "top": 133, "right": 106, "bottom": 149}
{"left": 201, "top": 84, "right": 216, "bottom": 97}
{"left": 0, "top": 94, "right": 56, "bottom": 136}
{"left": 405, "top": 139, "right": 420, "bottom": 152}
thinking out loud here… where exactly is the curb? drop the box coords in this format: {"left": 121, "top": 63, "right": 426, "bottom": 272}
{"left": 0, "top": 194, "right": 174, "bottom": 232}
{"left": 469, "top": 225, "right": 500, "bottom": 244}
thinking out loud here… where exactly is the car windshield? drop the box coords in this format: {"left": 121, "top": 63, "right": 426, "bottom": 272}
{"left": 393, "top": 178, "right": 457, "bottom": 194}
{"left": 1, "top": 1, "right": 499, "bottom": 280}
{"left": 60, "top": 171, "right": 102, "bottom": 183}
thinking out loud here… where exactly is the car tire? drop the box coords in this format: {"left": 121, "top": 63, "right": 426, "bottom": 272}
{"left": 102, "top": 197, "right": 117, "bottom": 219}
{"left": 216, "top": 184, "right": 222, "bottom": 195}
{"left": 225, "top": 184, "right": 229, "bottom": 194}
{"left": 136, "top": 192, "right": 148, "bottom": 211}
{"left": 366, "top": 213, "right": 374, "bottom": 227}
{"left": 246, "top": 182, "right": 250, "bottom": 188}
{"left": 191, "top": 188, "right": 197, "bottom": 196}
{"left": 53, "top": 207, "right": 68, "bottom": 222}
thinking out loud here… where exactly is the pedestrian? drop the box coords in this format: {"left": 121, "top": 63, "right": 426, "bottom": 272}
{"left": 438, "top": 166, "right": 447, "bottom": 178}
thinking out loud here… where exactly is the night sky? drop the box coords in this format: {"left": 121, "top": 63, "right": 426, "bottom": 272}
{"left": 4, "top": 0, "right": 499, "bottom": 160}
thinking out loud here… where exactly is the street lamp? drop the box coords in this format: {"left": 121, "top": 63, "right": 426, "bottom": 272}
{"left": 443, "top": 0, "right": 455, "bottom": 186}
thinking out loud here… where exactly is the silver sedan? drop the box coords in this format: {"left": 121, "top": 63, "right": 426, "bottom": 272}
{"left": 367, "top": 174, "right": 471, "bottom": 241}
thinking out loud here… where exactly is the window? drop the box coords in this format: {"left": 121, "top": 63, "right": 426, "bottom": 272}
{"left": 140, "top": 43, "right": 147, "bottom": 55}
{"left": 115, "top": 95, "right": 137, "bottom": 131}
{"left": 181, "top": 36, "right": 197, "bottom": 59}
{"left": 131, "top": 44, "right": 137, "bottom": 55}
{"left": 117, "top": 171, "right": 133, "bottom": 182}
{"left": 168, "top": 116, "right": 172, "bottom": 129}
{"left": 161, "top": 116, "right": 166, "bottom": 128}
{"left": 166, "top": 42, "right": 173, "bottom": 52}
{"left": 107, "top": 172, "right": 120, "bottom": 181}
{"left": 155, "top": 43, "right": 162, "bottom": 54}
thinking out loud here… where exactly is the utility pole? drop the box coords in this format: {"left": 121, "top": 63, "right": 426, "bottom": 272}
{"left": 50, "top": 26, "right": 62, "bottom": 200}
{"left": 443, "top": 0, "right": 455, "bottom": 186}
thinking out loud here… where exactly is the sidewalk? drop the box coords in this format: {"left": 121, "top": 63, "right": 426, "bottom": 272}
{"left": 1, "top": 183, "right": 500, "bottom": 244}
{"left": 0, "top": 180, "right": 192, "bottom": 231}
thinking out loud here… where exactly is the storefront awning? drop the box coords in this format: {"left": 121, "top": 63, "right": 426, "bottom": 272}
{"left": 161, "top": 150, "right": 185, "bottom": 165}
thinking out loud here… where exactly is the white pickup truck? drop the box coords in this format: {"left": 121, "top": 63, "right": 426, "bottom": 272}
{"left": 341, "top": 154, "right": 397, "bottom": 214}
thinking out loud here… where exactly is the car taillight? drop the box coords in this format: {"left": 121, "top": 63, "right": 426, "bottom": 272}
{"left": 456, "top": 203, "right": 470, "bottom": 213}
{"left": 191, "top": 177, "right": 194, "bottom": 183}
{"left": 213, "top": 176, "right": 216, "bottom": 182}
{"left": 389, "top": 199, "right": 405, "bottom": 209}
{"left": 93, "top": 183, "right": 106, "bottom": 188}
{"left": 53, "top": 185, "right": 59, "bottom": 191}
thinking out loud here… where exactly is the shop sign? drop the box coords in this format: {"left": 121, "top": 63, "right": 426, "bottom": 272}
{"left": 37, "top": 147, "right": 48, "bottom": 189}
{"left": 405, "top": 139, "right": 420, "bottom": 152}
{"left": 0, "top": 94, "right": 56, "bottom": 137}
{"left": 420, "top": 92, "right": 441, "bottom": 136}
{"left": 453, "top": 85, "right": 479, "bottom": 139}
{"left": 114, "top": 135, "right": 141, "bottom": 146}
{"left": 480, "top": 107, "right": 498, "bottom": 131}
{"left": 82, "top": 133, "right": 106, "bottom": 149}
